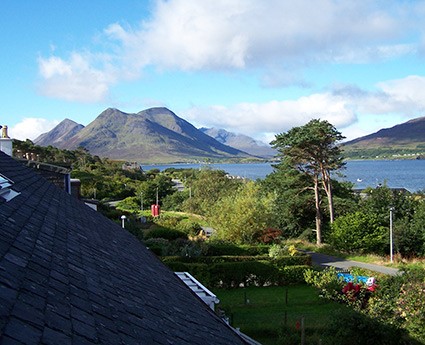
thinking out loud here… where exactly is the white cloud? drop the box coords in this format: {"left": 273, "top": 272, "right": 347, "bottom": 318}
{"left": 9, "top": 118, "right": 60, "bottom": 141}
{"left": 376, "top": 75, "right": 425, "bottom": 113}
{"left": 185, "top": 92, "right": 357, "bottom": 140}
{"left": 106, "top": 0, "right": 408, "bottom": 72}
{"left": 37, "top": 52, "right": 117, "bottom": 102}
{"left": 37, "top": 0, "right": 421, "bottom": 101}
{"left": 333, "top": 75, "right": 425, "bottom": 116}
{"left": 185, "top": 74, "right": 425, "bottom": 141}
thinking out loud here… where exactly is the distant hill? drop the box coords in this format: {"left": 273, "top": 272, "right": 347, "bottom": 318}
{"left": 35, "top": 118, "right": 84, "bottom": 147}
{"left": 34, "top": 107, "right": 252, "bottom": 163}
{"left": 199, "top": 127, "right": 276, "bottom": 158}
{"left": 343, "top": 116, "right": 425, "bottom": 159}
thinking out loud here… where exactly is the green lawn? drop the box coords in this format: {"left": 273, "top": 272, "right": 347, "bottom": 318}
{"left": 214, "top": 285, "right": 347, "bottom": 345}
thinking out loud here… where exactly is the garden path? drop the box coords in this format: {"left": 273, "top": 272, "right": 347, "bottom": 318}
{"left": 304, "top": 251, "right": 400, "bottom": 276}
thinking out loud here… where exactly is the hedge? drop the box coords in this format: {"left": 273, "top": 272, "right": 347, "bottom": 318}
{"left": 162, "top": 254, "right": 311, "bottom": 266}
{"left": 204, "top": 243, "right": 270, "bottom": 256}
{"left": 165, "top": 260, "right": 311, "bottom": 288}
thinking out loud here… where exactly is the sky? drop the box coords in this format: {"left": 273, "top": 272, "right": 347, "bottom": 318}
{"left": 3, "top": 0, "right": 425, "bottom": 145}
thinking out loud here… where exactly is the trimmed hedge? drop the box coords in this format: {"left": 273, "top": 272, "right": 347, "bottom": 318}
{"left": 204, "top": 243, "right": 270, "bottom": 256}
{"left": 165, "top": 260, "right": 310, "bottom": 288}
{"left": 162, "top": 254, "right": 311, "bottom": 266}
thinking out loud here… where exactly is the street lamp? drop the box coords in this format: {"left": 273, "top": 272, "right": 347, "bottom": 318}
{"left": 389, "top": 207, "right": 394, "bottom": 263}
{"left": 140, "top": 192, "right": 143, "bottom": 212}
{"left": 121, "top": 215, "right": 126, "bottom": 228}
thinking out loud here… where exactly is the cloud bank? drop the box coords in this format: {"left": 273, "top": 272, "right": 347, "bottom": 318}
{"left": 185, "top": 75, "right": 425, "bottom": 142}
{"left": 10, "top": 118, "right": 60, "bottom": 141}
{"left": 37, "top": 0, "right": 419, "bottom": 102}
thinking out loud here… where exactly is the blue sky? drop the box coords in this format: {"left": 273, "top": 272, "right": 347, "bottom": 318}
{"left": 3, "top": 0, "right": 425, "bottom": 144}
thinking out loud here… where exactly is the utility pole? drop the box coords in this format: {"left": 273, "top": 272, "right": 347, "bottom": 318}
{"left": 390, "top": 207, "right": 394, "bottom": 263}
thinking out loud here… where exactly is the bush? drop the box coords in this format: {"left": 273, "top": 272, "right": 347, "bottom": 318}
{"left": 304, "top": 267, "right": 344, "bottom": 301}
{"left": 268, "top": 244, "right": 298, "bottom": 258}
{"left": 144, "top": 238, "right": 170, "bottom": 256}
{"left": 329, "top": 212, "right": 387, "bottom": 254}
{"left": 176, "top": 220, "right": 203, "bottom": 237}
{"left": 165, "top": 262, "right": 211, "bottom": 284}
{"left": 144, "top": 227, "right": 187, "bottom": 241}
{"left": 205, "top": 241, "right": 269, "bottom": 256}
{"left": 162, "top": 257, "right": 311, "bottom": 288}
{"left": 161, "top": 254, "right": 311, "bottom": 266}
{"left": 395, "top": 268, "right": 425, "bottom": 343}
{"left": 325, "top": 309, "right": 407, "bottom": 345}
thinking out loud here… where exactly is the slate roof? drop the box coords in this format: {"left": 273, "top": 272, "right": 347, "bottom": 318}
{"left": 0, "top": 151, "right": 248, "bottom": 345}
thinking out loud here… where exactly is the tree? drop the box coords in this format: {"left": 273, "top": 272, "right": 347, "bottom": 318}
{"left": 137, "top": 174, "right": 175, "bottom": 206}
{"left": 271, "top": 119, "right": 345, "bottom": 244}
{"left": 182, "top": 169, "right": 242, "bottom": 215}
{"left": 262, "top": 164, "right": 316, "bottom": 238}
{"left": 209, "top": 181, "right": 274, "bottom": 244}
{"left": 329, "top": 211, "right": 387, "bottom": 253}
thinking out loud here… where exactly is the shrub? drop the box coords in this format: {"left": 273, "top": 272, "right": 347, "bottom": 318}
{"left": 268, "top": 244, "right": 298, "bottom": 258}
{"left": 144, "top": 238, "right": 170, "bottom": 256}
{"left": 272, "top": 255, "right": 312, "bottom": 267}
{"left": 325, "top": 309, "right": 406, "bottom": 345}
{"left": 176, "top": 220, "right": 203, "bottom": 237}
{"left": 395, "top": 269, "right": 425, "bottom": 343}
{"left": 144, "top": 227, "right": 187, "bottom": 241}
{"left": 257, "top": 227, "right": 283, "bottom": 244}
{"left": 161, "top": 254, "right": 310, "bottom": 266}
{"left": 329, "top": 212, "right": 387, "bottom": 254}
{"left": 304, "top": 267, "right": 344, "bottom": 301}
{"left": 165, "top": 262, "right": 210, "bottom": 284}
{"left": 162, "top": 257, "right": 311, "bottom": 288}
{"left": 205, "top": 241, "right": 269, "bottom": 256}
{"left": 279, "top": 265, "right": 310, "bottom": 285}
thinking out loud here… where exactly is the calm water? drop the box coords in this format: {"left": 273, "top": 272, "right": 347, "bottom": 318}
{"left": 141, "top": 160, "right": 425, "bottom": 192}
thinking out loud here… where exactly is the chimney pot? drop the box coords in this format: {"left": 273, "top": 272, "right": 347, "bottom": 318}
{"left": 0, "top": 124, "right": 12, "bottom": 156}
{"left": 1, "top": 125, "right": 10, "bottom": 139}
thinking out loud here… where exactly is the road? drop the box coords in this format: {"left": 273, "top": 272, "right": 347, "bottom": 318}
{"left": 304, "top": 250, "right": 400, "bottom": 276}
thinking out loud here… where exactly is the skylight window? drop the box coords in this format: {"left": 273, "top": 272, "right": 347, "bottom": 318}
{"left": 0, "top": 173, "right": 20, "bottom": 201}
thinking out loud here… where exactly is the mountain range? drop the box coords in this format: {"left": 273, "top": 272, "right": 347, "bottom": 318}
{"left": 34, "top": 107, "right": 270, "bottom": 163}
{"left": 199, "top": 127, "right": 276, "bottom": 158}
{"left": 34, "top": 106, "right": 425, "bottom": 162}
{"left": 342, "top": 116, "right": 425, "bottom": 158}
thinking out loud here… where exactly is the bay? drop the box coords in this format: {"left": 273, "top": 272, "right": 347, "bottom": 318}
{"left": 141, "top": 159, "right": 425, "bottom": 192}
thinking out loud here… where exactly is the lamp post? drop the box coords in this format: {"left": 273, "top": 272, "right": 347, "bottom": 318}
{"left": 389, "top": 207, "right": 394, "bottom": 263}
{"left": 140, "top": 192, "right": 143, "bottom": 212}
{"left": 121, "top": 215, "right": 126, "bottom": 228}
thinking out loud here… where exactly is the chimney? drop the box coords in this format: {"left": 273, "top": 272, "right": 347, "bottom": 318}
{"left": 0, "top": 125, "right": 12, "bottom": 156}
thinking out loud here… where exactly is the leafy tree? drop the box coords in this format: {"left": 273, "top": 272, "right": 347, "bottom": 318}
{"left": 396, "top": 201, "right": 425, "bottom": 257}
{"left": 137, "top": 174, "right": 175, "bottom": 207}
{"left": 329, "top": 211, "right": 387, "bottom": 253}
{"left": 271, "top": 119, "right": 345, "bottom": 244}
{"left": 263, "top": 164, "right": 316, "bottom": 238}
{"left": 209, "top": 181, "right": 274, "bottom": 244}
{"left": 359, "top": 185, "right": 416, "bottom": 225}
{"left": 182, "top": 169, "right": 242, "bottom": 215}
{"left": 162, "top": 190, "right": 190, "bottom": 212}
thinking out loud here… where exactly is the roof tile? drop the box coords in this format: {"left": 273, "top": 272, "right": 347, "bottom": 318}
{"left": 0, "top": 152, "right": 249, "bottom": 345}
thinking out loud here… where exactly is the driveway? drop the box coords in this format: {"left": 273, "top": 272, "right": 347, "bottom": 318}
{"left": 304, "top": 250, "right": 400, "bottom": 276}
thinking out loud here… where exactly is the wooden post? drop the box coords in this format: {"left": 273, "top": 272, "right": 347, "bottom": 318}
{"left": 300, "top": 316, "right": 305, "bottom": 345}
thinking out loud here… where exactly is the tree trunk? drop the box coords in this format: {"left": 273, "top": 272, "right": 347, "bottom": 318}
{"left": 322, "top": 171, "right": 334, "bottom": 223}
{"left": 313, "top": 175, "right": 322, "bottom": 245}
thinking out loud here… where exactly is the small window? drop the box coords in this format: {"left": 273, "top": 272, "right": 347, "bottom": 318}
{"left": 0, "top": 173, "right": 20, "bottom": 201}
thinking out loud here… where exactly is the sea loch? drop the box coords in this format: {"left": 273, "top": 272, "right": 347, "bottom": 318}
{"left": 142, "top": 159, "right": 425, "bottom": 192}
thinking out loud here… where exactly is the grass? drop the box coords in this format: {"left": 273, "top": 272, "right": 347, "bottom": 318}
{"left": 214, "top": 285, "right": 347, "bottom": 345}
